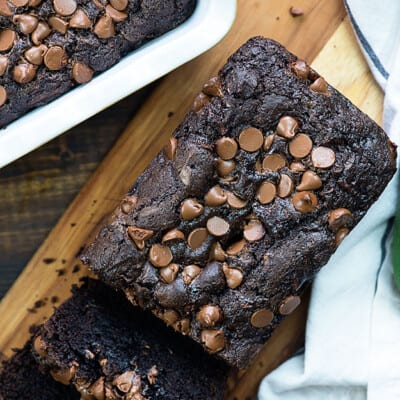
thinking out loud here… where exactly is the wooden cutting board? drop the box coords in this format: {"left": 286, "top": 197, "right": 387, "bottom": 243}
{"left": 0, "top": 1, "right": 383, "bottom": 399}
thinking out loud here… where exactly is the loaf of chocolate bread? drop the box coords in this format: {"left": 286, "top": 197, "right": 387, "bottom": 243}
{"left": 32, "top": 279, "right": 228, "bottom": 399}
{"left": 0, "top": 338, "right": 79, "bottom": 399}
{"left": 0, "top": 0, "right": 196, "bottom": 128}
{"left": 82, "top": 37, "right": 397, "bottom": 368}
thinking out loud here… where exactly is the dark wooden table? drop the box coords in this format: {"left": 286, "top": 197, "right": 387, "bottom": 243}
{"left": 0, "top": 86, "right": 153, "bottom": 298}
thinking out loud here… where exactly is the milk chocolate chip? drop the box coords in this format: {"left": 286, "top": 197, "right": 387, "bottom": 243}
{"left": 127, "top": 226, "right": 153, "bottom": 250}
{"left": 197, "top": 305, "right": 222, "bottom": 327}
{"left": 262, "top": 154, "right": 286, "bottom": 171}
{"left": 25, "top": 45, "right": 47, "bottom": 65}
{"left": 0, "top": 56, "right": 8, "bottom": 76}
{"left": 13, "top": 63, "right": 36, "bottom": 84}
{"left": 292, "top": 191, "right": 318, "bottom": 213}
{"left": 53, "top": 0, "right": 77, "bottom": 16}
{"left": 335, "top": 228, "right": 349, "bottom": 246}
{"left": 164, "top": 137, "right": 177, "bottom": 160}
{"left": 217, "top": 159, "right": 235, "bottom": 176}
{"left": 226, "top": 239, "right": 245, "bottom": 256}
{"left": 49, "top": 16, "right": 68, "bottom": 34}
{"left": 159, "top": 263, "right": 179, "bottom": 284}
{"left": 209, "top": 242, "right": 226, "bottom": 261}
{"left": 227, "top": 192, "right": 247, "bottom": 209}
{"left": 215, "top": 137, "right": 238, "bottom": 160}
{"left": 51, "top": 362, "right": 78, "bottom": 385}
{"left": 263, "top": 134, "right": 275, "bottom": 151}
{"left": 0, "top": 29, "right": 15, "bottom": 52}
{"left": 33, "top": 335, "right": 47, "bottom": 357}
{"left": 290, "top": 59, "right": 309, "bottom": 80}
{"left": 120, "top": 195, "right": 137, "bottom": 214}
{"left": 277, "top": 174, "right": 294, "bottom": 198}
{"left": 290, "top": 161, "right": 306, "bottom": 172}
{"left": 276, "top": 116, "right": 298, "bottom": 139}
{"left": 13, "top": 14, "right": 38, "bottom": 34}
{"left": 182, "top": 264, "right": 201, "bottom": 285}
{"left": 31, "top": 22, "right": 51, "bottom": 45}
{"left": 188, "top": 228, "right": 208, "bottom": 249}
{"left": 205, "top": 185, "right": 227, "bottom": 206}
{"left": 113, "top": 371, "right": 138, "bottom": 393}
{"left": 310, "top": 77, "right": 328, "bottom": 94}
{"left": 105, "top": 5, "right": 127, "bottom": 22}
{"left": 44, "top": 46, "right": 68, "bottom": 71}
{"left": 297, "top": 171, "right": 322, "bottom": 191}
{"left": 0, "top": 85, "right": 6, "bottom": 107}
{"left": 311, "top": 146, "right": 335, "bottom": 168}
{"left": 162, "top": 228, "right": 185, "bottom": 243}
{"left": 72, "top": 62, "right": 93, "bottom": 84}
{"left": 70, "top": 8, "right": 91, "bottom": 28}
{"left": 94, "top": 14, "right": 115, "bottom": 39}
{"left": 0, "top": 0, "right": 12, "bottom": 17}
{"left": 193, "top": 92, "right": 210, "bottom": 112}
{"left": 244, "top": 219, "right": 265, "bottom": 242}
{"left": 162, "top": 309, "right": 179, "bottom": 326}
{"left": 181, "top": 198, "right": 204, "bottom": 220}
{"left": 149, "top": 244, "right": 172, "bottom": 267}
{"left": 201, "top": 329, "right": 225, "bottom": 353}
{"left": 202, "top": 76, "right": 223, "bottom": 97}
{"left": 238, "top": 127, "right": 264, "bottom": 152}
{"left": 256, "top": 181, "right": 276, "bottom": 204}
{"left": 250, "top": 308, "right": 274, "bottom": 328}
{"left": 222, "top": 263, "right": 243, "bottom": 289}
{"left": 207, "top": 216, "right": 230, "bottom": 237}
{"left": 109, "top": 0, "right": 127, "bottom": 10}
{"left": 289, "top": 133, "right": 313, "bottom": 158}
{"left": 279, "top": 295, "right": 301, "bottom": 315}
{"left": 328, "top": 208, "right": 352, "bottom": 232}
{"left": 89, "top": 377, "right": 105, "bottom": 400}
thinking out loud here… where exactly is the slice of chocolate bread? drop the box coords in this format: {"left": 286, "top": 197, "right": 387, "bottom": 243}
{"left": 82, "top": 37, "right": 397, "bottom": 368}
{"left": 32, "top": 279, "right": 228, "bottom": 399}
{"left": 0, "top": 339, "right": 79, "bottom": 400}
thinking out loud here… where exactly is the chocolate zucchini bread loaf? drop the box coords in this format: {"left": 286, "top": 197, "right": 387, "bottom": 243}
{"left": 0, "top": 0, "right": 195, "bottom": 128}
{"left": 0, "top": 338, "right": 79, "bottom": 399}
{"left": 82, "top": 37, "right": 397, "bottom": 368}
{"left": 32, "top": 279, "right": 228, "bottom": 399}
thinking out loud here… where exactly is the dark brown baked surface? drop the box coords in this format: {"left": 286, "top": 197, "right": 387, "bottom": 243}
{"left": 0, "top": 338, "right": 79, "bottom": 400}
{"left": 0, "top": 0, "right": 196, "bottom": 128}
{"left": 32, "top": 279, "right": 228, "bottom": 400}
{"left": 82, "top": 37, "right": 397, "bottom": 368}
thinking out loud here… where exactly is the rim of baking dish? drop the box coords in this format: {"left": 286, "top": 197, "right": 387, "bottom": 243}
{"left": 0, "top": 0, "right": 237, "bottom": 168}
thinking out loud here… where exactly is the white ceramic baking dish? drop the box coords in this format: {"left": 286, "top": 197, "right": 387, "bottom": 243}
{"left": 0, "top": 0, "right": 236, "bottom": 168}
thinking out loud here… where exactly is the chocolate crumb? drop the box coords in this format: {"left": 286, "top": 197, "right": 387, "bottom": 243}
{"left": 167, "top": 111, "right": 174, "bottom": 118}
{"left": 51, "top": 296, "right": 59, "bottom": 304}
{"left": 34, "top": 300, "right": 45, "bottom": 309}
{"left": 70, "top": 222, "right": 76, "bottom": 227}
{"left": 75, "top": 246, "right": 85, "bottom": 258}
{"left": 289, "top": 6, "right": 304, "bottom": 17}
{"left": 61, "top": 259, "right": 66, "bottom": 264}
{"left": 27, "top": 308, "right": 37, "bottom": 314}
{"left": 72, "top": 264, "right": 80, "bottom": 273}
{"left": 56, "top": 268, "right": 66, "bottom": 276}
{"left": 43, "top": 258, "right": 56, "bottom": 265}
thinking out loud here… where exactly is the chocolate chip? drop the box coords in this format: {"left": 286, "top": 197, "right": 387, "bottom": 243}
{"left": 174, "top": 318, "right": 191, "bottom": 335}
{"left": 24, "top": 45, "right": 47, "bottom": 65}
{"left": 31, "top": 22, "right": 51, "bottom": 45}
{"left": 113, "top": 371, "right": 137, "bottom": 393}
{"left": 33, "top": 335, "right": 47, "bottom": 357}
{"left": 290, "top": 59, "right": 309, "bottom": 80}
{"left": 215, "top": 137, "right": 238, "bottom": 160}
{"left": 49, "top": 16, "right": 68, "bottom": 34}
{"left": 126, "top": 226, "right": 153, "bottom": 250}
{"left": 311, "top": 146, "right": 335, "bottom": 168}
{"left": 207, "top": 216, "right": 230, "bottom": 237}
{"left": 0, "top": 56, "right": 8, "bottom": 76}
{"left": 149, "top": 244, "right": 172, "bottom": 267}
{"left": 13, "top": 14, "right": 38, "bottom": 34}
{"left": 290, "top": 161, "right": 306, "bottom": 172}
{"left": 182, "top": 264, "right": 201, "bottom": 285}
{"left": 120, "top": 195, "right": 137, "bottom": 214}
{"left": 70, "top": 8, "right": 91, "bottom": 28}
{"left": 201, "top": 329, "right": 225, "bottom": 353}
{"left": 53, "top": 0, "right": 77, "bottom": 16}
{"left": 217, "top": 159, "right": 235, "bottom": 176}
{"left": 279, "top": 295, "right": 301, "bottom": 315}
{"left": 0, "top": 0, "right": 12, "bottom": 17}
{"left": 89, "top": 378, "right": 105, "bottom": 400}
{"left": 276, "top": 116, "right": 298, "bottom": 139}
{"left": 205, "top": 185, "right": 227, "bottom": 206}
{"left": 297, "top": 170, "right": 322, "bottom": 191}
{"left": 310, "top": 77, "right": 328, "bottom": 94}
{"left": 226, "top": 239, "right": 245, "bottom": 256}
{"left": 289, "top": 133, "right": 313, "bottom": 158}
{"left": 0, "top": 29, "right": 15, "bottom": 52}
{"left": 0, "top": 85, "right": 6, "bottom": 107}
{"left": 109, "top": 0, "right": 127, "bottom": 10}
{"left": 188, "top": 228, "right": 208, "bottom": 249}
{"left": 209, "top": 242, "right": 226, "bottom": 261}
{"left": 197, "top": 305, "right": 222, "bottom": 327}
{"left": 244, "top": 219, "right": 265, "bottom": 242}
{"left": 250, "top": 308, "right": 274, "bottom": 328}
{"left": 328, "top": 208, "right": 352, "bottom": 232}
{"left": 202, "top": 76, "right": 223, "bottom": 97}
{"left": 94, "top": 14, "right": 115, "bottom": 39}
{"left": 159, "top": 263, "right": 179, "bottom": 284}
{"left": 335, "top": 228, "right": 349, "bottom": 246}
{"left": 181, "top": 198, "right": 204, "bottom": 220}
{"left": 262, "top": 154, "right": 286, "bottom": 171}
{"left": 256, "top": 181, "right": 276, "bottom": 204}
{"left": 29, "top": 0, "right": 42, "bottom": 6}
{"left": 13, "top": 63, "right": 36, "bottom": 84}
{"left": 238, "top": 127, "right": 264, "bottom": 152}
{"left": 105, "top": 4, "right": 127, "bottom": 22}
{"left": 193, "top": 92, "right": 210, "bottom": 112}
{"left": 227, "top": 192, "right": 247, "bottom": 209}
{"left": 9, "top": 0, "right": 27, "bottom": 6}
{"left": 263, "top": 134, "right": 275, "bottom": 151}
{"left": 44, "top": 46, "right": 68, "bottom": 71}
{"left": 162, "top": 309, "right": 179, "bottom": 326}
{"left": 277, "top": 174, "right": 294, "bottom": 198}
{"left": 162, "top": 228, "right": 185, "bottom": 243}
{"left": 147, "top": 366, "right": 159, "bottom": 385}
{"left": 72, "top": 62, "right": 93, "bottom": 84}
{"left": 50, "top": 362, "right": 78, "bottom": 385}
{"left": 222, "top": 263, "right": 243, "bottom": 289}
{"left": 164, "top": 137, "right": 177, "bottom": 160}
{"left": 291, "top": 191, "right": 318, "bottom": 213}
{"left": 92, "top": 0, "right": 104, "bottom": 9}
{"left": 289, "top": 6, "right": 304, "bottom": 16}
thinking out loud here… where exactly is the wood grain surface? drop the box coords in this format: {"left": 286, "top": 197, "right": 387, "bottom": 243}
{"left": 0, "top": 0, "right": 384, "bottom": 398}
